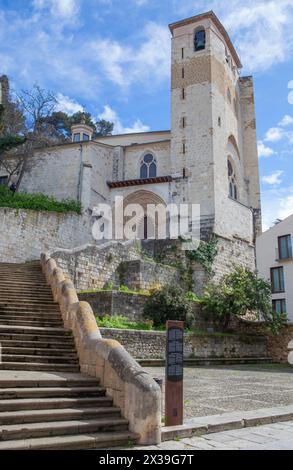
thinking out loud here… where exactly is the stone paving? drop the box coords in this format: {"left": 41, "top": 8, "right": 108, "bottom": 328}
{"left": 145, "top": 364, "right": 293, "bottom": 419}
{"left": 137, "top": 421, "right": 293, "bottom": 450}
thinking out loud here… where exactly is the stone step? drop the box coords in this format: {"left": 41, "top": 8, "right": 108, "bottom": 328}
{"left": 0, "top": 340, "right": 75, "bottom": 349}
{"left": 0, "top": 418, "right": 129, "bottom": 442}
{"left": 0, "top": 396, "right": 113, "bottom": 412}
{"left": 0, "top": 311, "right": 62, "bottom": 319}
{"left": 0, "top": 406, "right": 121, "bottom": 425}
{"left": 0, "top": 281, "right": 49, "bottom": 288}
{"left": 1, "top": 347, "right": 77, "bottom": 357}
{"left": 0, "top": 299, "right": 57, "bottom": 305}
{"left": 0, "top": 320, "right": 64, "bottom": 328}
{"left": 0, "top": 430, "right": 139, "bottom": 450}
{"left": 2, "top": 354, "right": 79, "bottom": 365}
{"left": 0, "top": 285, "right": 52, "bottom": 292}
{"left": 0, "top": 362, "right": 80, "bottom": 372}
{"left": 0, "top": 325, "right": 73, "bottom": 336}
{"left": 0, "top": 386, "right": 105, "bottom": 399}
{"left": 0, "top": 304, "right": 60, "bottom": 311}
{"left": 0, "top": 376, "right": 100, "bottom": 389}
{"left": 0, "top": 297, "right": 56, "bottom": 303}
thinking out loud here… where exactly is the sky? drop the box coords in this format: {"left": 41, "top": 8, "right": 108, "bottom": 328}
{"left": 0, "top": 0, "right": 292, "bottom": 230}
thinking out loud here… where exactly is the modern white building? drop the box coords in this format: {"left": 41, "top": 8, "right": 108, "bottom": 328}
{"left": 256, "top": 214, "right": 293, "bottom": 323}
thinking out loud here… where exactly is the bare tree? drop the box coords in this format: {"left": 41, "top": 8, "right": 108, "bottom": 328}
{"left": 0, "top": 83, "right": 58, "bottom": 191}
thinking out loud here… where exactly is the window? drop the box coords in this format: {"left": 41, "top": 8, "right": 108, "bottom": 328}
{"left": 83, "top": 133, "right": 90, "bottom": 141}
{"left": 194, "top": 29, "right": 206, "bottom": 52}
{"left": 183, "top": 143, "right": 186, "bottom": 154}
{"left": 278, "top": 235, "right": 292, "bottom": 260}
{"left": 140, "top": 154, "right": 157, "bottom": 179}
{"left": 182, "top": 67, "right": 185, "bottom": 79}
{"left": 182, "top": 116, "right": 186, "bottom": 128}
{"left": 73, "top": 133, "right": 81, "bottom": 142}
{"left": 227, "top": 88, "right": 232, "bottom": 103}
{"left": 273, "top": 299, "right": 287, "bottom": 315}
{"left": 228, "top": 159, "right": 238, "bottom": 201}
{"left": 181, "top": 48, "right": 184, "bottom": 59}
{"left": 182, "top": 88, "right": 185, "bottom": 100}
{"left": 271, "top": 267, "right": 285, "bottom": 293}
{"left": 0, "top": 176, "right": 8, "bottom": 186}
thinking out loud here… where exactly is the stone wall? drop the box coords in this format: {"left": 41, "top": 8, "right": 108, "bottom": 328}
{"left": 117, "top": 260, "right": 180, "bottom": 290}
{"left": 52, "top": 241, "right": 141, "bottom": 291}
{"left": 0, "top": 208, "right": 92, "bottom": 263}
{"left": 79, "top": 291, "right": 149, "bottom": 321}
{"left": 100, "top": 328, "right": 268, "bottom": 360}
{"left": 234, "top": 319, "right": 293, "bottom": 364}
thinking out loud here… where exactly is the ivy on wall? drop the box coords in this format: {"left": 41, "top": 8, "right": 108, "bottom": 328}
{"left": 185, "top": 237, "right": 219, "bottom": 275}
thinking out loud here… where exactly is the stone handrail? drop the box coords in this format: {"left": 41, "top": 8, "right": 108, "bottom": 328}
{"left": 40, "top": 253, "right": 161, "bottom": 445}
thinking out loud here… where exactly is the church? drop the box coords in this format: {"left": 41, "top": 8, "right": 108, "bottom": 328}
{"left": 2, "top": 11, "right": 262, "bottom": 277}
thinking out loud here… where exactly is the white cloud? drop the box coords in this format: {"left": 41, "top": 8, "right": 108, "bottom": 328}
{"left": 175, "top": 0, "right": 293, "bottom": 73}
{"left": 262, "top": 170, "right": 284, "bottom": 185}
{"left": 33, "top": 0, "right": 79, "bottom": 21}
{"left": 289, "top": 80, "right": 293, "bottom": 104}
{"left": 278, "top": 195, "right": 293, "bottom": 219}
{"left": 264, "top": 127, "right": 284, "bottom": 143}
{"left": 258, "top": 141, "right": 275, "bottom": 158}
{"left": 52, "top": 0, "right": 79, "bottom": 18}
{"left": 56, "top": 93, "right": 83, "bottom": 114}
{"left": 278, "top": 115, "right": 293, "bottom": 127}
{"left": 90, "top": 22, "right": 170, "bottom": 89}
{"left": 98, "top": 105, "right": 150, "bottom": 134}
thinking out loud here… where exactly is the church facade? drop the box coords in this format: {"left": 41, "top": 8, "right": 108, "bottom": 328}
{"left": 3, "top": 11, "right": 262, "bottom": 277}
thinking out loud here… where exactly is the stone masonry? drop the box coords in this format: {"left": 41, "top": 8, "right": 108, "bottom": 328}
{"left": 100, "top": 328, "right": 268, "bottom": 360}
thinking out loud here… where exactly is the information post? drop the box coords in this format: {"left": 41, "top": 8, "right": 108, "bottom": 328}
{"left": 165, "top": 320, "right": 184, "bottom": 427}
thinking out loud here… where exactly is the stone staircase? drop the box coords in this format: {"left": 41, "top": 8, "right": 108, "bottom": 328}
{"left": 0, "top": 262, "right": 138, "bottom": 449}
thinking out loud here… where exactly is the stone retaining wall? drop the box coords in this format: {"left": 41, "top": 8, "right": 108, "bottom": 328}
{"left": 0, "top": 207, "right": 92, "bottom": 263}
{"left": 116, "top": 260, "right": 180, "bottom": 290}
{"left": 233, "top": 319, "right": 293, "bottom": 364}
{"left": 100, "top": 328, "right": 268, "bottom": 360}
{"left": 79, "top": 291, "right": 149, "bottom": 321}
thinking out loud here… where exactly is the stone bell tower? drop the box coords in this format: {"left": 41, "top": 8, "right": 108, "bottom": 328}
{"left": 169, "top": 11, "right": 261, "bottom": 243}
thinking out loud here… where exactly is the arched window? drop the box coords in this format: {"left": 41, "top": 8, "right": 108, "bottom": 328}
{"left": 228, "top": 159, "right": 238, "bottom": 201}
{"left": 140, "top": 154, "right": 157, "bottom": 179}
{"left": 194, "top": 29, "right": 206, "bottom": 52}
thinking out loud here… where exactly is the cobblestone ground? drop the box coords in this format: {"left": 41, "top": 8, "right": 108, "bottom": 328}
{"left": 145, "top": 364, "right": 293, "bottom": 419}
{"left": 137, "top": 421, "right": 293, "bottom": 450}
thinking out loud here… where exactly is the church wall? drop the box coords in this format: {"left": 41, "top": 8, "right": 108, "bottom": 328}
{"left": 123, "top": 141, "right": 171, "bottom": 181}
{"left": 20, "top": 145, "right": 81, "bottom": 202}
{"left": 95, "top": 131, "right": 170, "bottom": 147}
{"left": 85, "top": 144, "right": 113, "bottom": 208}
{"left": 171, "top": 22, "right": 215, "bottom": 217}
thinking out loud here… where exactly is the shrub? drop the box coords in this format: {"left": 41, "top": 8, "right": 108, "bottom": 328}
{"left": 201, "top": 266, "right": 286, "bottom": 333}
{"left": 143, "top": 285, "right": 193, "bottom": 328}
{"left": 0, "top": 185, "right": 81, "bottom": 213}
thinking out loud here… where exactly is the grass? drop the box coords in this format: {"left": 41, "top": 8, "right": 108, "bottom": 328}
{"left": 79, "top": 287, "right": 150, "bottom": 296}
{"left": 96, "top": 315, "right": 165, "bottom": 331}
{"left": 0, "top": 185, "right": 81, "bottom": 213}
{"left": 95, "top": 315, "right": 238, "bottom": 336}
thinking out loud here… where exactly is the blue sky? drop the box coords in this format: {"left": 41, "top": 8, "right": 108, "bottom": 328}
{"left": 0, "top": 0, "right": 292, "bottom": 230}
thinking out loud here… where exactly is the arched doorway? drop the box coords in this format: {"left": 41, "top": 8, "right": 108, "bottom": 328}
{"left": 121, "top": 190, "right": 167, "bottom": 240}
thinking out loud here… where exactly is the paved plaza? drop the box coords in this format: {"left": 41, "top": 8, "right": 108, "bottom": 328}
{"left": 137, "top": 421, "right": 293, "bottom": 450}
{"left": 145, "top": 364, "right": 293, "bottom": 419}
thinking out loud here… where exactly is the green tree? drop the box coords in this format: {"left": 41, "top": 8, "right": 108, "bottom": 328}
{"left": 143, "top": 285, "right": 193, "bottom": 327}
{"left": 202, "top": 266, "right": 285, "bottom": 333}
{"left": 95, "top": 119, "right": 114, "bottom": 137}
